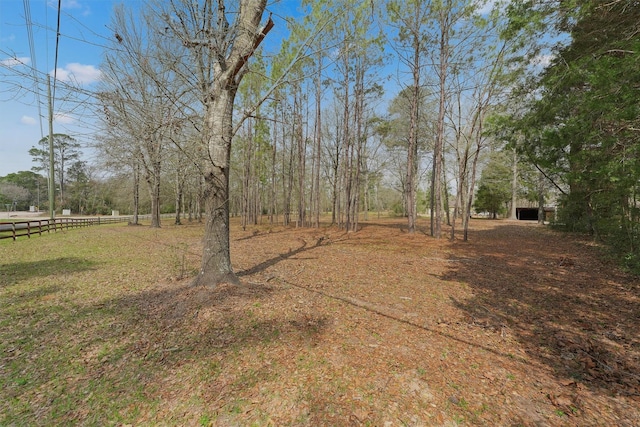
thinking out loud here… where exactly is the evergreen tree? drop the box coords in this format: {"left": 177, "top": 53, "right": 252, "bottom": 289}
{"left": 508, "top": 0, "right": 640, "bottom": 269}
{"left": 474, "top": 151, "right": 512, "bottom": 218}
{"left": 28, "top": 134, "right": 81, "bottom": 208}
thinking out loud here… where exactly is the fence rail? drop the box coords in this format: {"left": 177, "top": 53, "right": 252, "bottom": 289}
{"left": 0, "top": 215, "right": 170, "bottom": 241}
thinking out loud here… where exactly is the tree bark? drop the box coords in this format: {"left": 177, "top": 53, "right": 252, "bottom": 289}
{"left": 175, "top": 168, "right": 184, "bottom": 225}
{"left": 537, "top": 170, "right": 545, "bottom": 224}
{"left": 144, "top": 155, "right": 162, "bottom": 228}
{"left": 192, "top": 0, "right": 271, "bottom": 287}
{"left": 194, "top": 88, "right": 239, "bottom": 286}
{"left": 431, "top": 18, "right": 448, "bottom": 238}
{"left": 131, "top": 155, "right": 140, "bottom": 225}
{"left": 406, "top": 8, "right": 421, "bottom": 234}
{"left": 312, "top": 54, "right": 322, "bottom": 228}
{"left": 510, "top": 148, "right": 518, "bottom": 220}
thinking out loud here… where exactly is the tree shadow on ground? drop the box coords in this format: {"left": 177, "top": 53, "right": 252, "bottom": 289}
{"left": 233, "top": 226, "right": 295, "bottom": 242}
{"left": 442, "top": 222, "right": 640, "bottom": 399}
{"left": 358, "top": 219, "right": 406, "bottom": 231}
{"left": 105, "top": 281, "right": 329, "bottom": 362}
{"left": 237, "top": 235, "right": 328, "bottom": 277}
{"left": 0, "top": 257, "right": 98, "bottom": 287}
{"left": 92, "top": 281, "right": 331, "bottom": 422}
{"left": 1, "top": 277, "right": 331, "bottom": 425}
{"left": 97, "top": 283, "right": 326, "bottom": 363}
{"left": 357, "top": 218, "right": 435, "bottom": 236}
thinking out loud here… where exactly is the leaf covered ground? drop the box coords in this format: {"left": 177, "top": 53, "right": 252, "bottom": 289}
{"left": 1, "top": 217, "right": 639, "bottom": 426}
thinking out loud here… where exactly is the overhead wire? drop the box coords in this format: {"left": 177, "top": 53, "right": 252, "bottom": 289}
{"left": 22, "top": 0, "right": 44, "bottom": 139}
{"left": 1, "top": 1, "right": 151, "bottom": 178}
{"left": 52, "top": 0, "right": 62, "bottom": 110}
{"left": 19, "top": 2, "right": 110, "bottom": 147}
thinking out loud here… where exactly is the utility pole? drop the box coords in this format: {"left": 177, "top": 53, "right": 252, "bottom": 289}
{"left": 47, "top": 75, "right": 55, "bottom": 220}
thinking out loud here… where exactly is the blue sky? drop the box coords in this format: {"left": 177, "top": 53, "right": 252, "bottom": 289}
{"left": 0, "top": 0, "right": 304, "bottom": 177}
{"left": 0, "top": 0, "right": 120, "bottom": 176}
{"left": 0, "top": 0, "right": 517, "bottom": 178}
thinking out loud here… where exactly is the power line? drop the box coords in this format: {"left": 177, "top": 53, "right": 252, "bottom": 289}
{"left": 22, "top": 0, "right": 44, "bottom": 139}
{"left": 52, "top": 0, "right": 62, "bottom": 110}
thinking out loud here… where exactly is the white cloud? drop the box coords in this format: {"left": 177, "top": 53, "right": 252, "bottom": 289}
{"left": 48, "top": 0, "right": 80, "bottom": 9}
{"left": 531, "top": 54, "right": 554, "bottom": 67}
{"left": 63, "top": 0, "right": 82, "bottom": 8}
{"left": 476, "top": 0, "right": 510, "bottom": 15}
{"left": 52, "top": 63, "right": 102, "bottom": 85}
{"left": 48, "top": 0, "right": 91, "bottom": 16}
{"left": 21, "top": 116, "right": 38, "bottom": 126}
{"left": 1, "top": 57, "right": 30, "bottom": 68}
{"left": 54, "top": 113, "right": 75, "bottom": 124}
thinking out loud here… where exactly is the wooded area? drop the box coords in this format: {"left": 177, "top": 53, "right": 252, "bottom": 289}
{"left": 1, "top": 0, "right": 638, "bottom": 279}
{"left": 1, "top": 1, "right": 639, "bottom": 423}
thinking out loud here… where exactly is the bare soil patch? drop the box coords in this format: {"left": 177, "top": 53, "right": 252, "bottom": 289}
{"left": 2, "top": 217, "right": 638, "bottom": 426}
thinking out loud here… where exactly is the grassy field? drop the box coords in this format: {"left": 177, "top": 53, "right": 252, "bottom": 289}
{"left": 1, "top": 218, "right": 639, "bottom": 426}
{"left": 1, "top": 222, "right": 205, "bottom": 425}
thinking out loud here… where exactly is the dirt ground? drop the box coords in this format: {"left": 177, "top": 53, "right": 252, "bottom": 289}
{"left": 119, "top": 217, "right": 637, "bottom": 426}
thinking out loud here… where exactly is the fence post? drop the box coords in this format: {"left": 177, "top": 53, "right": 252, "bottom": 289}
{"left": 11, "top": 222, "right": 16, "bottom": 241}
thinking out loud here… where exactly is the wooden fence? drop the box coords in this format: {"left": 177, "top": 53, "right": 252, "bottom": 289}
{"left": 0, "top": 215, "right": 171, "bottom": 241}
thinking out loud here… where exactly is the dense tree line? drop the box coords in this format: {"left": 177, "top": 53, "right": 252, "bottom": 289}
{"left": 90, "top": 0, "right": 522, "bottom": 285}
{"left": 499, "top": 0, "right": 640, "bottom": 271}
{"left": 5, "top": 0, "right": 637, "bottom": 280}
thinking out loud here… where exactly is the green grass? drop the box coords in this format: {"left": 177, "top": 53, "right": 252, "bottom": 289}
{"left": 0, "top": 223, "right": 201, "bottom": 426}
{"left": 2, "top": 221, "right": 336, "bottom": 425}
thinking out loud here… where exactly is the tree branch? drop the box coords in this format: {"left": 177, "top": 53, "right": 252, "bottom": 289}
{"left": 230, "top": 13, "right": 274, "bottom": 82}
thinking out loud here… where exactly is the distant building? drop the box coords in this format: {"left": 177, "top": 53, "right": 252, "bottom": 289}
{"left": 515, "top": 206, "right": 556, "bottom": 222}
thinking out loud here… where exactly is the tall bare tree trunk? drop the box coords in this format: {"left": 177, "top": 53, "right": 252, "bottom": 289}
{"left": 352, "top": 61, "right": 366, "bottom": 232}
{"left": 342, "top": 44, "right": 353, "bottom": 232}
{"left": 463, "top": 117, "right": 484, "bottom": 242}
{"left": 175, "top": 168, "right": 184, "bottom": 225}
{"left": 406, "top": 13, "right": 421, "bottom": 234}
{"left": 195, "top": 87, "right": 238, "bottom": 286}
{"left": 295, "top": 86, "right": 306, "bottom": 227}
{"left": 190, "top": 0, "right": 272, "bottom": 287}
{"left": 241, "top": 120, "right": 253, "bottom": 230}
{"left": 510, "top": 148, "right": 518, "bottom": 220}
{"left": 145, "top": 155, "right": 162, "bottom": 228}
{"left": 331, "top": 123, "right": 341, "bottom": 226}
{"left": 431, "top": 23, "right": 448, "bottom": 239}
{"left": 311, "top": 55, "right": 322, "bottom": 228}
{"left": 270, "top": 103, "right": 278, "bottom": 225}
{"left": 131, "top": 153, "right": 141, "bottom": 225}
{"left": 538, "top": 171, "right": 545, "bottom": 224}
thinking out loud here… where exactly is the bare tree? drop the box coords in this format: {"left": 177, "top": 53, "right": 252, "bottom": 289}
{"left": 328, "top": 0, "right": 384, "bottom": 232}
{"left": 99, "top": 5, "right": 184, "bottom": 228}
{"left": 155, "top": 0, "right": 273, "bottom": 286}
{"left": 29, "top": 134, "right": 81, "bottom": 209}
{"left": 94, "top": 128, "right": 145, "bottom": 225}
{"left": 387, "top": 0, "right": 431, "bottom": 234}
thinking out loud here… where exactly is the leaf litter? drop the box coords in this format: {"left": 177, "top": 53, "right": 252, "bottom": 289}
{"left": 1, "top": 218, "right": 639, "bottom": 426}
